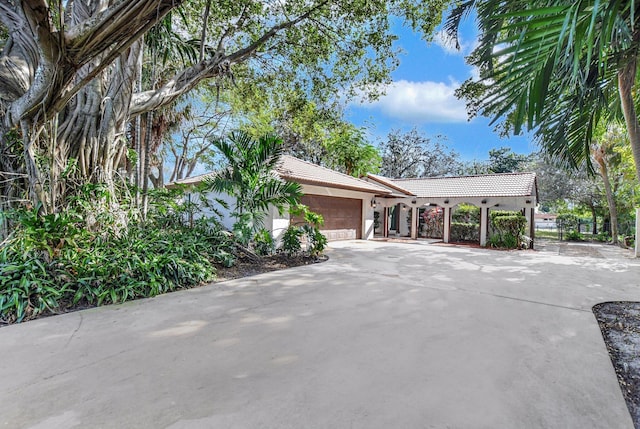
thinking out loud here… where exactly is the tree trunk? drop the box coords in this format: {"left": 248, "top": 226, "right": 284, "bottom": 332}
{"left": 618, "top": 56, "right": 640, "bottom": 185}
{"left": 594, "top": 149, "right": 619, "bottom": 244}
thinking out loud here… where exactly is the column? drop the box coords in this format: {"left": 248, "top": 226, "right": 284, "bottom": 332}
{"left": 383, "top": 206, "right": 389, "bottom": 238}
{"left": 480, "top": 206, "right": 488, "bottom": 247}
{"left": 443, "top": 206, "right": 451, "bottom": 243}
{"left": 411, "top": 206, "right": 418, "bottom": 239}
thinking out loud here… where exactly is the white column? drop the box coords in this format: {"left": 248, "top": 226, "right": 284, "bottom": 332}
{"left": 443, "top": 206, "right": 451, "bottom": 243}
{"left": 411, "top": 206, "right": 418, "bottom": 239}
{"left": 480, "top": 207, "right": 488, "bottom": 247}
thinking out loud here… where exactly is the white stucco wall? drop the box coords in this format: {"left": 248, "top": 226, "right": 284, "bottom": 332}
{"left": 188, "top": 184, "right": 378, "bottom": 241}
{"left": 186, "top": 191, "right": 236, "bottom": 231}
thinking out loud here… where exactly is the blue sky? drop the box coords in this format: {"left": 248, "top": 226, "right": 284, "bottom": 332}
{"left": 344, "top": 16, "right": 537, "bottom": 163}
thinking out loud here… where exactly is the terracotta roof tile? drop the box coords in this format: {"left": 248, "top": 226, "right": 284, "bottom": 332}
{"left": 277, "top": 156, "right": 390, "bottom": 194}
{"left": 366, "top": 174, "right": 415, "bottom": 196}
{"left": 390, "top": 173, "right": 537, "bottom": 198}
{"left": 168, "top": 155, "right": 391, "bottom": 195}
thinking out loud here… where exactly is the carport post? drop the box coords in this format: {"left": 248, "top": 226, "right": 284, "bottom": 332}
{"left": 411, "top": 206, "right": 418, "bottom": 239}
{"left": 443, "top": 206, "right": 451, "bottom": 243}
{"left": 480, "top": 206, "right": 488, "bottom": 247}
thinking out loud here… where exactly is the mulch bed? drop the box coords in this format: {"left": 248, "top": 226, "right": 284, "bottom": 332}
{"left": 593, "top": 302, "right": 640, "bottom": 428}
{"left": 213, "top": 253, "right": 327, "bottom": 282}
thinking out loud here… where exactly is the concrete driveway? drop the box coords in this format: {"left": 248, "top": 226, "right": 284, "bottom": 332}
{"left": 2, "top": 240, "right": 639, "bottom": 428}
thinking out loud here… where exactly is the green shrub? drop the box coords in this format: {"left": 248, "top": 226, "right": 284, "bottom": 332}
{"left": 281, "top": 225, "right": 303, "bottom": 256}
{"left": 0, "top": 201, "right": 236, "bottom": 324}
{"left": 450, "top": 222, "right": 479, "bottom": 242}
{"left": 452, "top": 204, "right": 480, "bottom": 223}
{"left": 253, "top": 229, "right": 276, "bottom": 256}
{"left": 565, "top": 230, "right": 583, "bottom": 241}
{"left": 489, "top": 211, "right": 527, "bottom": 249}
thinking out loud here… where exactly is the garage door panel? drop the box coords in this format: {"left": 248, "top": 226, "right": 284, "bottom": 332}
{"left": 295, "top": 195, "right": 362, "bottom": 240}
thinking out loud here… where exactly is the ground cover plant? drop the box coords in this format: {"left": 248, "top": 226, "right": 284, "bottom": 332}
{"left": 0, "top": 189, "right": 234, "bottom": 324}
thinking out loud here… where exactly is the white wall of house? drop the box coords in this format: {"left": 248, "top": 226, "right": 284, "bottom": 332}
{"left": 187, "top": 184, "right": 377, "bottom": 241}
{"left": 186, "top": 191, "right": 236, "bottom": 230}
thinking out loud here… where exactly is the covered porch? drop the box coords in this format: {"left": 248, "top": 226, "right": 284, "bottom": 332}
{"left": 367, "top": 173, "right": 538, "bottom": 248}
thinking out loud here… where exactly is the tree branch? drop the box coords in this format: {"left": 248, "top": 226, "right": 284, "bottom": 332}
{"left": 130, "top": 0, "right": 330, "bottom": 117}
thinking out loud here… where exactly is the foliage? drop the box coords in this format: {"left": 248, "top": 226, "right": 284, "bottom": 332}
{"left": 325, "top": 125, "right": 381, "bottom": 177}
{"left": 420, "top": 207, "right": 444, "bottom": 238}
{"left": 379, "top": 128, "right": 461, "bottom": 178}
{"left": 489, "top": 211, "right": 526, "bottom": 249}
{"left": 450, "top": 222, "right": 479, "bottom": 242}
{"left": 0, "top": 185, "right": 237, "bottom": 324}
{"left": 564, "top": 230, "right": 584, "bottom": 242}
{"left": 253, "top": 229, "right": 276, "bottom": 256}
{"left": 374, "top": 211, "right": 381, "bottom": 231}
{"left": 206, "top": 131, "right": 302, "bottom": 231}
{"left": 281, "top": 226, "right": 303, "bottom": 257}
{"left": 446, "top": 1, "right": 640, "bottom": 182}
{"left": 452, "top": 204, "right": 480, "bottom": 224}
{"left": 283, "top": 205, "right": 328, "bottom": 257}
{"left": 556, "top": 213, "right": 580, "bottom": 233}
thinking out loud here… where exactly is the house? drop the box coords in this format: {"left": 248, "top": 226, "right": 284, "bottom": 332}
{"left": 169, "top": 156, "right": 538, "bottom": 247}
{"left": 168, "top": 155, "right": 391, "bottom": 241}
{"left": 534, "top": 213, "right": 557, "bottom": 230}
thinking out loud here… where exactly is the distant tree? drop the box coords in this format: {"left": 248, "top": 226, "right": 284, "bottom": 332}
{"left": 325, "top": 125, "right": 381, "bottom": 177}
{"left": 487, "top": 147, "right": 532, "bottom": 173}
{"left": 379, "top": 128, "right": 461, "bottom": 178}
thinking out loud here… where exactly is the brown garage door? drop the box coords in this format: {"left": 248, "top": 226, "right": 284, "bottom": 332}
{"left": 294, "top": 195, "right": 362, "bottom": 240}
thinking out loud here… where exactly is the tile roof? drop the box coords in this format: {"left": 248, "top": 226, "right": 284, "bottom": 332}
{"left": 276, "top": 156, "right": 390, "bottom": 195}
{"left": 366, "top": 174, "right": 415, "bottom": 196}
{"left": 168, "top": 155, "right": 391, "bottom": 195}
{"left": 390, "top": 173, "right": 537, "bottom": 198}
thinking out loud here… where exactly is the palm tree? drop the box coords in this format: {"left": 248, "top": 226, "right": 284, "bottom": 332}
{"left": 446, "top": 1, "right": 640, "bottom": 182}
{"left": 206, "top": 131, "right": 302, "bottom": 231}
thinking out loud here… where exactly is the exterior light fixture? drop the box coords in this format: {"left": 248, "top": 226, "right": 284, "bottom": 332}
{"left": 444, "top": 199, "right": 449, "bottom": 204}
{"left": 481, "top": 199, "right": 487, "bottom": 204}
{"left": 371, "top": 198, "right": 377, "bottom": 208}
{"left": 411, "top": 199, "right": 417, "bottom": 204}
{"left": 526, "top": 199, "right": 532, "bottom": 204}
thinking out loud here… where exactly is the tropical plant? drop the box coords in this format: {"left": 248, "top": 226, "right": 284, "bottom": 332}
{"left": 0, "top": 0, "right": 451, "bottom": 216}
{"left": 206, "top": 131, "right": 302, "bottom": 231}
{"left": 446, "top": 1, "right": 640, "bottom": 182}
{"left": 253, "top": 229, "right": 276, "bottom": 256}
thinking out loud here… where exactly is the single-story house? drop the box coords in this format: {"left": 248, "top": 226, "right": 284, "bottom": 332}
{"left": 535, "top": 213, "right": 558, "bottom": 230}
{"left": 169, "top": 155, "right": 538, "bottom": 247}
{"left": 169, "top": 155, "right": 391, "bottom": 241}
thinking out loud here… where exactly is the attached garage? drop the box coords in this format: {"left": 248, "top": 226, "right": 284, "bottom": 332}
{"left": 168, "top": 155, "right": 391, "bottom": 242}
{"left": 295, "top": 195, "right": 362, "bottom": 240}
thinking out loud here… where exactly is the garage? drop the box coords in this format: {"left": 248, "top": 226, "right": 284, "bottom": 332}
{"left": 296, "top": 194, "right": 362, "bottom": 240}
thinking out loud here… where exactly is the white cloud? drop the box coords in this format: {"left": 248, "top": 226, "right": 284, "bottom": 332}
{"left": 434, "top": 30, "right": 460, "bottom": 55}
{"left": 354, "top": 80, "right": 468, "bottom": 123}
{"left": 433, "top": 30, "right": 478, "bottom": 56}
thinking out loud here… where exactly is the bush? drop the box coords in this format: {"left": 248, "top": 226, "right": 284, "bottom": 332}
{"left": 565, "top": 230, "right": 583, "bottom": 241}
{"left": 253, "top": 229, "right": 276, "bottom": 256}
{"left": 452, "top": 204, "right": 480, "bottom": 223}
{"left": 450, "top": 222, "right": 479, "bottom": 242}
{"left": 280, "top": 205, "right": 328, "bottom": 257}
{"left": 281, "top": 225, "right": 303, "bottom": 256}
{"left": 489, "top": 211, "right": 527, "bottom": 249}
{"left": 0, "top": 199, "right": 235, "bottom": 324}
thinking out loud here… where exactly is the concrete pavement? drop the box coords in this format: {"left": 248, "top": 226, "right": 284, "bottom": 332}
{"left": 2, "top": 239, "right": 639, "bottom": 428}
